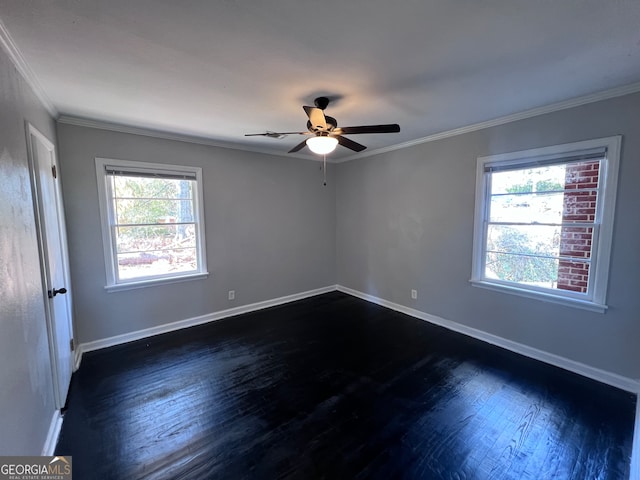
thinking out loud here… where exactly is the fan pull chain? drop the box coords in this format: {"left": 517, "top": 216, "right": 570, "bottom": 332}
{"left": 323, "top": 154, "right": 327, "bottom": 186}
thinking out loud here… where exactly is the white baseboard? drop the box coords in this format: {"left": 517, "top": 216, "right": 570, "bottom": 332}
{"left": 78, "top": 285, "right": 337, "bottom": 355}
{"left": 73, "top": 348, "right": 82, "bottom": 372}
{"left": 41, "top": 411, "right": 63, "bottom": 456}
{"left": 337, "top": 285, "right": 640, "bottom": 394}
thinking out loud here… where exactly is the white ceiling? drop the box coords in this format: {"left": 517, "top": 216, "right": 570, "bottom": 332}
{"left": 1, "top": 0, "right": 640, "bottom": 160}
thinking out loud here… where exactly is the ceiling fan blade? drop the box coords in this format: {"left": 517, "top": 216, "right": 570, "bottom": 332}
{"left": 245, "top": 131, "right": 309, "bottom": 137}
{"left": 303, "top": 106, "right": 327, "bottom": 130}
{"left": 335, "top": 124, "right": 400, "bottom": 135}
{"left": 288, "top": 139, "right": 308, "bottom": 153}
{"left": 336, "top": 135, "right": 367, "bottom": 152}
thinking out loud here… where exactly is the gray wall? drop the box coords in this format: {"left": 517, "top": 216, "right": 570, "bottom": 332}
{"left": 336, "top": 92, "right": 640, "bottom": 380}
{"left": 0, "top": 48, "right": 58, "bottom": 452}
{"left": 57, "top": 124, "right": 336, "bottom": 344}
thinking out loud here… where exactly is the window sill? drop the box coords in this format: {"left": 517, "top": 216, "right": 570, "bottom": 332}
{"left": 105, "top": 272, "right": 209, "bottom": 293}
{"left": 469, "top": 279, "right": 607, "bottom": 313}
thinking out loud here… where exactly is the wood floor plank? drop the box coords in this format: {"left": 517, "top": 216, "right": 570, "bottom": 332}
{"left": 56, "top": 292, "right": 636, "bottom": 479}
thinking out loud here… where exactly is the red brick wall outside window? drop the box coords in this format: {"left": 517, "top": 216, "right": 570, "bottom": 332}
{"left": 557, "top": 161, "right": 600, "bottom": 293}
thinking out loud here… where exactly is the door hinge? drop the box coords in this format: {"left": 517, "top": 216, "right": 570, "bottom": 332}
{"left": 70, "top": 338, "right": 75, "bottom": 351}
{"left": 52, "top": 165, "right": 57, "bottom": 179}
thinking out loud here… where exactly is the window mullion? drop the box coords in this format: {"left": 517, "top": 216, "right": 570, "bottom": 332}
{"left": 481, "top": 172, "right": 492, "bottom": 278}
{"left": 114, "top": 221, "right": 196, "bottom": 228}
{"left": 586, "top": 224, "right": 601, "bottom": 298}
{"left": 105, "top": 175, "right": 121, "bottom": 284}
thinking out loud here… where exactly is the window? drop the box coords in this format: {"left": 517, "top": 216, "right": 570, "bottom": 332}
{"left": 96, "top": 158, "right": 208, "bottom": 291}
{"left": 470, "top": 136, "right": 621, "bottom": 312}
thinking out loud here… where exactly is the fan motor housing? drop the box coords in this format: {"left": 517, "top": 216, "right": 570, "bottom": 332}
{"left": 307, "top": 116, "right": 337, "bottom": 133}
{"left": 314, "top": 96, "right": 330, "bottom": 110}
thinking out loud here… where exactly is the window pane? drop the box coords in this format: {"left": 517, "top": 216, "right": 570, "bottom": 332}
{"left": 564, "top": 160, "right": 600, "bottom": 188}
{"left": 490, "top": 165, "right": 566, "bottom": 195}
{"left": 487, "top": 224, "right": 560, "bottom": 257}
{"left": 114, "top": 224, "right": 196, "bottom": 254}
{"left": 117, "top": 248, "right": 198, "bottom": 280}
{"left": 559, "top": 226, "right": 593, "bottom": 259}
{"left": 114, "top": 198, "right": 194, "bottom": 225}
{"left": 557, "top": 260, "right": 590, "bottom": 293}
{"left": 113, "top": 176, "right": 193, "bottom": 200}
{"left": 489, "top": 191, "right": 564, "bottom": 224}
{"left": 485, "top": 252, "right": 559, "bottom": 287}
{"left": 562, "top": 190, "right": 597, "bottom": 223}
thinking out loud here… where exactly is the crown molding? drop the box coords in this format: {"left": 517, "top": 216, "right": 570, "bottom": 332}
{"left": 58, "top": 80, "right": 640, "bottom": 163}
{"left": 336, "top": 81, "right": 640, "bottom": 163}
{"left": 0, "top": 19, "right": 57, "bottom": 117}
{"left": 56, "top": 115, "right": 325, "bottom": 161}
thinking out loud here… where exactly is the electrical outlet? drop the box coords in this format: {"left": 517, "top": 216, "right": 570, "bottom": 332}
{"left": 228, "top": 290, "right": 235, "bottom": 300}
{"left": 411, "top": 289, "right": 417, "bottom": 300}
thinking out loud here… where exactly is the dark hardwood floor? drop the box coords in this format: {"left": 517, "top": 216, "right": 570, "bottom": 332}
{"left": 56, "top": 292, "right": 636, "bottom": 479}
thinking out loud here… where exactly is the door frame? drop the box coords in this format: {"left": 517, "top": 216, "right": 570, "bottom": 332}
{"left": 25, "top": 122, "right": 76, "bottom": 409}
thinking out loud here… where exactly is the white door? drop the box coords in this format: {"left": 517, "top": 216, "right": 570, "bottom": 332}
{"left": 27, "top": 123, "right": 74, "bottom": 409}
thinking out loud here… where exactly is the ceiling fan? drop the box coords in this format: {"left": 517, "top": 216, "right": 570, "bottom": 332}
{"left": 245, "top": 97, "right": 400, "bottom": 155}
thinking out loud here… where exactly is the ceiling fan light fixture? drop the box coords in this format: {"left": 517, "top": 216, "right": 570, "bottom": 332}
{"left": 306, "top": 136, "right": 338, "bottom": 155}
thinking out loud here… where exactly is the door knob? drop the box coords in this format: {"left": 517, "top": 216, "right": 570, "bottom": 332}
{"left": 48, "top": 287, "right": 68, "bottom": 298}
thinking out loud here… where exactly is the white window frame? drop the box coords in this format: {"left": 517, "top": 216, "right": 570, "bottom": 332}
{"left": 95, "top": 157, "right": 208, "bottom": 292}
{"left": 470, "top": 136, "right": 621, "bottom": 312}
